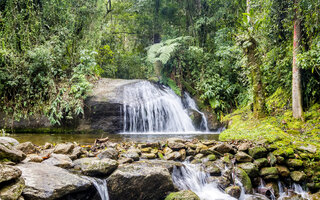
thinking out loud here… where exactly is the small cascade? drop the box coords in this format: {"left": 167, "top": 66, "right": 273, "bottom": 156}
{"left": 278, "top": 182, "right": 310, "bottom": 200}
{"left": 172, "top": 163, "right": 236, "bottom": 200}
{"left": 183, "top": 93, "right": 209, "bottom": 131}
{"left": 84, "top": 177, "right": 109, "bottom": 200}
{"left": 122, "top": 81, "right": 195, "bottom": 133}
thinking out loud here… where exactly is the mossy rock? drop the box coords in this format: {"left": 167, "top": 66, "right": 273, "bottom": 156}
{"left": 290, "top": 171, "right": 306, "bottom": 182}
{"left": 207, "top": 154, "right": 217, "bottom": 161}
{"left": 273, "top": 148, "right": 294, "bottom": 158}
{"left": 260, "top": 167, "right": 279, "bottom": 180}
{"left": 248, "top": 147, "right": 268, "bottom": 159}
{"left": 254, "top": 158, "right": 269, "bottom": 168}
{"left": 235, "top": 167, "right": 252, "bottom": 193}
{"left": 286, "top": 159, "right": 303, "bottom": 168}
{"left": 238, "top": 162, "right": 259, "bottom": 178}
{"left": 165, "top": 190, "right": 200, "bottom": 200}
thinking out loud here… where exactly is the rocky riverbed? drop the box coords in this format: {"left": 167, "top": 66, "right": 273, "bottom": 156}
{"left": 0, "top": 136, "right": 319, "bottom": 200}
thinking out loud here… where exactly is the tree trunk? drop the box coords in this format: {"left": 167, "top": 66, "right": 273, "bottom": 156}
{"left": 292, "top": 0, "right": 304, "bottom": 120}
{"left": 246, "top": 0, "right": 265, "bottom": 118}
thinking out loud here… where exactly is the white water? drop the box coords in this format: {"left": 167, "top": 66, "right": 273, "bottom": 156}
{"left": 278, "top": 182, "right": 310, "bottom": 200}
{"left": 84, "top": 177, "right": 109, "bottom": 200}
{"left": 184, "top": 92, "right": 209, "bottom": 131}
{"left": 172, "top": 163, "right": 236, "bottom": 200}
{"left": 122, "top": 81, "right": 195, "bottom": 133}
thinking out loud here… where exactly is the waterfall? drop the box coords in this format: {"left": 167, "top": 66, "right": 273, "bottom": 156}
{"left": 84, "top": 177, "right": 109, "bottom": 200}
{"left": 122, "top": 81, "right": 195, "bottom": 133}
{"left": 184, "top": 92, "right": 209, "bottom": 131}
{"left": 278, "top": 182, "right": 310, "bottom": 200}
{"left": 172, "top": 163, "right": 236, "bottom": 200}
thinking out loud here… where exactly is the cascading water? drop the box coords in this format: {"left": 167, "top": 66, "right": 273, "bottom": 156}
{"left": 122, "top": 81, "right": 196, "bottom": 133}
{"left": 172, "top": 163, "right": 236, "bottom": 200}
{"left": 84, "top": 177, "right": 109, "bottom": 200}
{"left": 184, "top": 92, "right": 209, "bottom": 131}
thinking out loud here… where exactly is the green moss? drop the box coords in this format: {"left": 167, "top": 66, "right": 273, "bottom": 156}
{"left": 165, "top": 190, "right": 200, "bottom": 200}
{"left": 266, "top": 87, "right": 290, "bottom": 114}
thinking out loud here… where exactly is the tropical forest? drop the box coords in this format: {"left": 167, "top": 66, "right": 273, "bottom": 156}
{"left": 0, "top": 0, "right": 319, "bottom": 199}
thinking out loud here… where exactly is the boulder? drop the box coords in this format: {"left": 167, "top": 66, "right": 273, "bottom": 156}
{"left": 0, "top": 178, "right": 25, "bottom": 200}
{"left": 121, "top": 148, "right": 140, "bottom": 161}
{"left": 290, "top": 171, "right": 306, "bottom": 182}
{"left": 208, "top": 176, "right": 230, "bottom": 189}
{"left": 26, "top": 154, "right": 43, "bottom": 163}
{"left": 17, "top": 163, "right": 91, "bottom": 200}
{"left": 205, "top": 165, "right": 221, "bottom": 176}
{"left": 286, "top": 159, "right": 303, "bottom": 168}
{"left": 225, "top": 186, "right": 241, "bottom": 199}
{"left": 165, "top": 152, "right": 181, "bottom": 161}
{"left": 97, "top": 148, "right": 118, "bottom": 160}
{"left": 16, "top": 142, "right": 37, "bottom": 154}
{"left": 42, "top": 153, "right": 73, "bottom": 168}
{"left": 207, "top": 154, "right": 216, "bottom": 161}
{"left": 238, "top": 143, "right": 251, "bottom": 151}
{"left": 275, "top": 165, "right": 290, "bottom": 177}
{"left": 107, "top": 164, "right": 174, "bottom": 200}
{"left": 260, "top": 167, "right": 279, "bottom": 180}
{"left": 248, "top": 147, "right": 268, "bottom": 159}
{"left": 73, "top": 157, "right": 118, "bottom": 177}
{"left": 168, "top": 142, "right": 185, "bottom": 150}
{"left": 211, "top": 143, "right": 233, "bottom": 154}
{"left": 298, "top": 145, "right": 317, "bottom": 154}
{"left": 235, "top": 167, "right": 252, "bottom": 193}
{"left": 0, "top": 164, "right": 22, "bottom": 184}
{"left": 133, "top": 160, "right": 183, "bottom": 173}
{"left": 141, "top": 153, "right": 156, "bottom": 159}
{"left": 238, "top": 163, "right": 259, "bottom": 178}
{"left": 254, "top": 158, "right": 269, "bottom": 168}
{"left": 0, "top": 137, "right": 19, "bottom": 146}
{"left": 69, "top": 146, "right": 83, "bottom": 160}
{"left": 165, "top": 190, "right": 200, "bottom": 200}
{"left": 235, "top": 151, "right": 253, "bottom": 162}
{"left": 54, "top": 143, "right": 74, "bottom": 154}
{"left": 0, "top": 142, "right": 26, "bottom": 163}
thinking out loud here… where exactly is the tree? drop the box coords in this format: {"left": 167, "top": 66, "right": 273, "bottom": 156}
{"left": 292, "top": 0, "right": 304, "bottom": 120}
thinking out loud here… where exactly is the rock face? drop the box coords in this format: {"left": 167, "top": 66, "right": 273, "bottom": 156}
{"left": 107, "top": 163, "right": 174, "bottom": 200}
{"left": 0, "top": 140, "right": 26, "bottom": 163}
{"left": 17, "top": 163, "right": 92, "bottom": 200}
{"left": 73, "top": 157, "right": 118, "bottom": 177}
{"left": 0, "top": 164, "right": 22, "bottom": 183}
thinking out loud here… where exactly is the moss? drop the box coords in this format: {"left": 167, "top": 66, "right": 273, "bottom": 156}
{"left": 207, "top": 154, "right": 217, "bottom": 161}
{"left": 165, "top": 190, "right": 200, "bottom": 200}
{"left": 266, "top": 87, "right": 291, "bottom": 114}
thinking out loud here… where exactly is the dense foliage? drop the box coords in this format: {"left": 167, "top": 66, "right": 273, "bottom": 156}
{"left": 0, "top": 0, "right": 319, "bottom": 125}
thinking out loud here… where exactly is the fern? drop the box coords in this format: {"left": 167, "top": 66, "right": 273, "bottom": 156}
{"left": 146, "top": 36, "right": 193, "bottom": 65}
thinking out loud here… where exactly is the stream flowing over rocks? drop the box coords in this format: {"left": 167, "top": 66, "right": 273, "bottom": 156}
{"left": 0, "top": 136, "right": 319, "bottom": 200}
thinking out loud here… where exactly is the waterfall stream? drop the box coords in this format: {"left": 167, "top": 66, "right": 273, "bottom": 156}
{"left": 84, "top": 177, "right": 109, "bottom": 200}
{"left": 122, "top": 81, "right": 197, "bottom": 133}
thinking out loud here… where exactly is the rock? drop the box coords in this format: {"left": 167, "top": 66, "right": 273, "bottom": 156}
{"left": 238, "top": 143, "right": 251, "bottom": 151}
{"left": 245, "top": 194, "right": 269, "bottom": 200}
{"left": 69, "top": 146, "right": 83, "bottom": 160}
{"left": 206, "top": 165, "right": 221, "bottom": 176}
{"left": 141, "top": 147, "right": 152, "bottom": 153}
{"left": 286, "top": 159, "right": 303, "bottom": 168}
{"left": 42, "top": 153, "right": 73, "bottom": 168}
{"left": 265, "top": 182, "right": 279, "bottom": 197}
{"left": 141, "top": 153, "right": 156, "bottom": 159}
{"left": 165, "top": 190, "right": 200, "bottom": 200}
{"left": 236, "top": 151, "right": 253, "bottom": 162}
{"left": 179, "top": 149, "right": 186, "bottom": 161}
{"left": 0, "top": 164, "right": 22, "bottom": 184}
{"left": 43, "top": 142, "right": 53, "bottom": 149}
{"left": 208, "top": 176, "right": 230, "bottom": 189}
{"left": 133, "top": 160, "right": 183, "bottom": 173}
{"left": 207, "top": 154, "right": 216, "bottom": 161}
{"left": 254, "top": 158, "right": 269, "bottom": 168}
{"left": 0, "top": 178, "right": 25, "bottom": 200}
{"left": 54, "top": 143, "right": 74, "bottom": 154}
{"left": 73, "top": 157, "right": 118, "bottom": 177}
{"left": 298, "top": 145, "right": 317, "bottom": 154}
{"left": 275, "top": 165, "right": 290, "bottom": 177}
{"left": 17, "top": 162, "right": 91, "bottom": 200}
{"left": 168, "top": 142, "right": 185, "bottom": 150}
{"left": 225, "top": 186, "right": 241, "bottom": 199}
{"left": 0, "top": 142, "right": 26, "bottom": 163}
{"left": 260, "top": 167, "right": 279, "bottom": 180}
{"left": 16, "top": 142, "right": 37, "bottom": 154}
{"left": 97, "top": 148, "right": 118, "bottom": 160}
{"left": 248, "top": 147, "right": 268, "bottom": 159}
{"left": 267, "top": 153, "right": 277, "bottom": 166}
{"left": 167, "top": 138, "right": 186, "bottom": 144}
{"left": 138, "top": 142, "right": 159, "bottom": 148}
{"left": 26, "top": 154, "right": 43, "bottom": 163}
{"left": 107, "top": 164, "right": 174, "bottom": 200}
{"left": 282, "top": 194, "right": 308, "bottom": 200}
{"left": 0, "top": 137, "right": 19, "bottom": 146}
{"left": 196, "top": 143, "right": 208, "bottom": 154}
{"left": 311, "top": 192, "right": 320, "bottom": 200}
{"left": 238, "top": 162, "right": 259, "bottom": 177}
{"left": 121, "top": 149, "right": 140, "bottom": 161}
{"left": 163, "top": 147, "right": 173, "bottom": 155}
{"left": 290, "top": 171, "right": 306, "bottom": 182}
{"left": 235, "top": 167, "right": 252, "bottom": 193}
{"left": 118, "top": 157, "right": 133, "bottom": 164}
{"left": 165, "top": 152, "right": 181, "bottom": 161}
{"left": 211, "top": 143, "right": 233, "bottom": 154}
